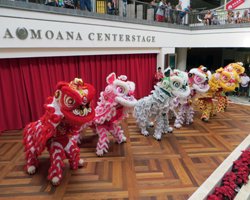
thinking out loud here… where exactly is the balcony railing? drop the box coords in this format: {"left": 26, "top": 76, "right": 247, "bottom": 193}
{"left": 2, "top": 0, "right": 250, "bottom": 29}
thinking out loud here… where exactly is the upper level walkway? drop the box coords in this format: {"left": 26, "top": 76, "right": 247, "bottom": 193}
{"left": 1, "top": 0, "right": 250, "bottom": 59}
{"left": 2, "top": 0, "right": 250, "bottom": 30}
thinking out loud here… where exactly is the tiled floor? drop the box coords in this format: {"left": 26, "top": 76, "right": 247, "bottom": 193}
{"left": 0, "top": 104, "right": 250, "bottom": 199}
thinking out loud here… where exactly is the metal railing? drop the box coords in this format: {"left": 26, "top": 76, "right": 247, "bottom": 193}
{"left": 190, "top": 8, "right": 250, "bottom": 27}
{"left": 5, "top": 0, "right": 250, "bottom": 28}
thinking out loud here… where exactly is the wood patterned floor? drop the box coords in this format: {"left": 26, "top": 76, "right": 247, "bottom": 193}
{"left": 0, "top": 103, "right": 250, "bottom": 200}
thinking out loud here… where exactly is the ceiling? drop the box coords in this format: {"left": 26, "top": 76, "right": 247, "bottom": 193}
{"left": 191, "top": 0, "right": 221, "bottom": 9}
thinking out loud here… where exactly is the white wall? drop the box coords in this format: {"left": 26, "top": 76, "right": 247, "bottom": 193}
{"left": 1, "top": 7, "right": 250, "bottom": 60}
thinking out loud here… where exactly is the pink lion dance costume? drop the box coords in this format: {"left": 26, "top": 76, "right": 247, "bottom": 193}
{"left": 23, "top": 78, "right": 95, "bottom": 185}
{"left": 94, "top": 73, "right": 137, "bottom": 156}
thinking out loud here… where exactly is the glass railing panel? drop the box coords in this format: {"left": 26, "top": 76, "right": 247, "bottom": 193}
{"left": 1, "top": 0, "right": 250, "bottom": 29}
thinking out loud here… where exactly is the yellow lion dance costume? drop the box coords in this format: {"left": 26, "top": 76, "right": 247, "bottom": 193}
{"left": 198, "top": 62, "right": 244, "bottom": 122}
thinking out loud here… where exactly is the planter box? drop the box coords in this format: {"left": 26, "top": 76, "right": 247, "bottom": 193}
{"left": 188, "top": 134, "right": 250, "bottom": 200}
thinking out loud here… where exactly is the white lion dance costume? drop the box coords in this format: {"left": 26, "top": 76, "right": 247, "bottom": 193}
{"left": 93, "top": 73, "right": 137, "bottom": 156}
{"left": 23, "top": 78, "right": 96, "bottom": 185}
{"left": 134, "top": 67, "right": 190, "bottom": 141}
{"left": 174, "top": 66, "right": 211, "bottom": 128}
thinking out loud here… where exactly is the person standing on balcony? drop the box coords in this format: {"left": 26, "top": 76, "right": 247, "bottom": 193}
{"left": 122, "top": 0, "right": 127, "bottom": 17}
{"left": 156, "top": 0, "right": 166, "bottom": 22}
{"left": 175, "top": 1, "right": 182, "bottom": 24}
{"left": 242, "top": 10, "right": 249, "bottom": 23}
{"left": 226, "top": 10, "right": 234, "bottom": 24}
{"left": 165, "top": 2, "right": 171, "bottom": 23}
{"left": 179, "top": 6, "right": 190, "bottom": 24}
{"left": 204, "top": 10, "right": 213, "bottom": 25}
{"left": 234, "top": 11, "right": 242, "bottom": 24}
{"left": 107, "top": 0, "right": 115, "bottom": 15}
{"left": 80, "top": 0, "right": 92, "bottom": 11}
{"left": 45, "top": 0, "right": 57, "bottom": 7}
{"left": 150, "top": 0, "right": 158, "bottom": 18}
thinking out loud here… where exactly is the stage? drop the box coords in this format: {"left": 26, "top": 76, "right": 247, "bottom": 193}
{"left": 0, "top": 103, "right": 249, "bottom": 200}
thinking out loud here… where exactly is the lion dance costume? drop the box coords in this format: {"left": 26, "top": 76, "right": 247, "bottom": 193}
{"left": 134, "top": 67, "right": 191, "bottom": 140}
{"left": 173, "top": 66, "right": 211, "bottom": 128}
{"left": 198, "top": 63, "right": 244, "bottom": 122}
{"left": 23, "top": 78, "right": 95, "bottom": 185}
{"left": 215, "top": 62, "right": 245, "bottom": 112}
{"left": 94, "top": 73, "right": 137, "bottom": 156}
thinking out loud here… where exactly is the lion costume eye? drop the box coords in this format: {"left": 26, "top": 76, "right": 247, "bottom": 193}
{"left": 116, "top": 86, "right": 125, "bottom": 94}
{"left": 222, "top": 75, "right": 229, "bottom": 81}
{"left": 162, "top": 79, "right": 169, "bottom": 88}
{"left": 64, "top": 95, "right": 75, "bottom": 107}
{"left": 173, "top": 81, "right": 181, "bottom": 88}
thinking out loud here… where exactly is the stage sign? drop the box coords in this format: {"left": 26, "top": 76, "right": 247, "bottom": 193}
{"left": 226, "top": 0, "right": 245, "bottom": 10}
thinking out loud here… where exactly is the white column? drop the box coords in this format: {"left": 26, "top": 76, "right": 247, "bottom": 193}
{"left": 92, "top": 0, "right": 96, "bottom": 12}
{"left": 176, "top": 48, "right": 187, "bottom": 71}
{"left": 157, "top": 47, "right": 175, "bottom": 71}
{"left": 119, "top": 0, "right": 123, "bottom": 17}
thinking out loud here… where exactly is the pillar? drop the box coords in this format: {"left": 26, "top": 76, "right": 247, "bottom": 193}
{"left": 119, "top": 0, "right": 123, "bottom": 17}
{"left": 157, "top": 47, "right": 175, "bottom": 72}
{"left": 136, "top": 5, "right": 143, "bottom": 19}
{"left": 176, "top": 48, "right": 187, "bottom": 71}
{"left": 147, "top": 8, "right": 154, "bottom": 21}
{"left": 127, "top": 4, "right": 135, "bottom": 19}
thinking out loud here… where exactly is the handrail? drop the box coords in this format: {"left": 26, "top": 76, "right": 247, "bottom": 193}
{"left": 191, "top": 6, "right": 250, "bottom": 27}
{"left": 1, "top": 0, "right": 250, "bottom": 29}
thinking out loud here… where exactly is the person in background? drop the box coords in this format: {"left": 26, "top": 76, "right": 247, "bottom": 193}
{"left": 122, "top": 0, "right": 127, "bottom": 17}
{"left": 154, "top": 67, "right": 164, "bottom": 85}
{"left": 80, "top": 0, "right": 92, "bottom": 11}
{"left": 165, "top": 2, "right": 171, "bottom": 23}
{"left": 248, "top": 82, "right": 250, "bottom": 102}
{"left": 235, "top": 11, "right": 242, "bottom": 24}
{"left": 241, "top": 9, "right": 249, "bottom": 23}
{"left": 150, "top": 0, "right": 158, "bottom": 19}
{"left": 107, "top": 0, "right": 115, "bottom": 15}
{"left": 239, "top": 73, "right": 250, "bottom": 97}
{"left": 45, "top": 0, "right": 57, "bottom": 6}
{"left": 179, "top": 6, "right": 190, "bottom": 24}
{"left": 165, "top": 2, "right": 174, "bottom": 23}
{"left": 204, "top": 10, "right": 213, "bottom": 25}
{"left": 212, "top": 11, "right": 220, "bottom": 25}
{"left": 226, "top": 10, "right": 234, "bottom": 24}
{"left": 175, "top": 1, "right": 182, "bottom": 24}
{"left": 156, "top": 0, "right": 166, "bottom": 22}
{"left": 64, "top": 0, "right": 75, "bottom": 8}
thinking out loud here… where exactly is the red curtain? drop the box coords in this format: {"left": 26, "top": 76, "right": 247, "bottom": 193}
{"left": 0, "top": 54, "right": 156, "bottom": 131}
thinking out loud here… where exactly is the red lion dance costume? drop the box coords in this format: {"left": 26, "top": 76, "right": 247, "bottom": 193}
{"left": 23, "top": 78, "right": 95, "bottom": 185}
{"left": 94, "top": 73, "right": 137, "bottom": 156}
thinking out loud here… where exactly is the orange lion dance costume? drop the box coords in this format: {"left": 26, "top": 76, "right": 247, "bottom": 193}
{"left": 198, "top": 63, "right": 244, "bottom": 122}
